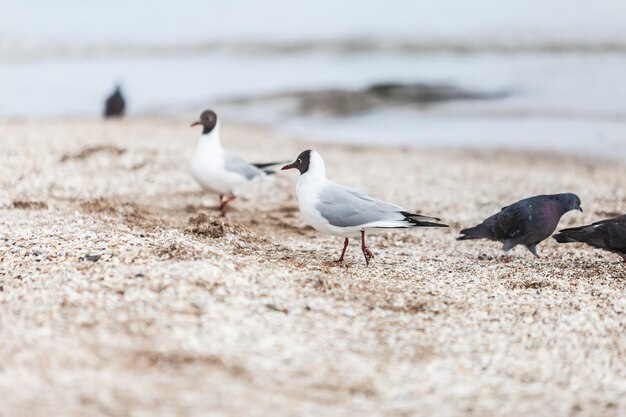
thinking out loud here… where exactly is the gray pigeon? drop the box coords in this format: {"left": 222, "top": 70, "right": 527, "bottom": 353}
{"left": 553, "top": 215, "right": 626, "bottom": 263}
{"left": 457, "top": 193, "right": 582, "bottom": 262}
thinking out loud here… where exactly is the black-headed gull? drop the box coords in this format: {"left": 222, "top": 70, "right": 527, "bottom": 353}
{"left": 190, "top": 109, "right": 283, "bottom": 216}
{"left": 282, "top": 149, "right": 448, "bottom": 265}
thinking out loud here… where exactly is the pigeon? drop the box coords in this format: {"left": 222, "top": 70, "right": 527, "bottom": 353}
{"left": 457, "top": 193, "right": 582, "bottom": 262}
{"left": 104, "top": 85, "right": 125, "bottom": 118}
{"left": 281, "top": 149, "right": 448, "bottom": 266}
{"left": 553, "top": 215, "right": 626, "bottom": 263}
{"left": 190, "top": 109, "right": 284, "bottom": 216}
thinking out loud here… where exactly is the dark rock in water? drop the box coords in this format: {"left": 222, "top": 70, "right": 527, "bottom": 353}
{"left": 104, "top": 85, "right": 126, "bottom": 118}
{"left": 223, "top": 81, "right": 511, "bottom": 116}
{"left": 366, "top": 82, "right": 508, "bottom": 102}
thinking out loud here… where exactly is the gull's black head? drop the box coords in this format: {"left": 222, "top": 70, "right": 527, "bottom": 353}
{"left": 282, "top": 150, "right": 312, "bottom": 175}
{"left": 190, "top": 109, "right": 218, "bottom": 134}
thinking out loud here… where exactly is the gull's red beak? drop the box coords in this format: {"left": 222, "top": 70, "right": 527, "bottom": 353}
{"left": 281, "top": 163, "right": 295, "bottom": 171}
{"left": 190, "top": 121, "right": 201, "bottom": 127}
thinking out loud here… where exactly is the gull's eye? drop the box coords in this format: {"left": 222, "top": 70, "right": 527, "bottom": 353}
{"left": 297, "top": 159, "right": 302, "bottom": 164}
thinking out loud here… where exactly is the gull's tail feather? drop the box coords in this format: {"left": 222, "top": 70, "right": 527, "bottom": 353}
{"left": 253, "top": 161, "right": 289, "bottom": 176}
{"left": 401, "top": 211, "right": 449, "bottom": 228}
{"left": 253, "top": 161, "right": 288, "bottom": 169}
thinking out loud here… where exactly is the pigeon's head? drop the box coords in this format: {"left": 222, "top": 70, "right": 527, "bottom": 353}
{"left": 282, "top": 149, "right": 325, "bottom": 176}
{"left": 190, "top": 109, "right": 218, "bottom": 134}
{"left": 554, "top": 193, "right": 583, "bottom": 213}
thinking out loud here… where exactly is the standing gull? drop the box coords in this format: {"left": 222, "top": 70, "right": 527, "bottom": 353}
{"left": 553, "top": 214, "right": 626, "bottom": 264}
{"left": 457, "top": 193, "right": 582, "bottom": 262}
{"left": 281, "top": 150, "right": 448, "bottom": 266}
{"left": 190, "top": 109, "right": 283, "bottom": 216}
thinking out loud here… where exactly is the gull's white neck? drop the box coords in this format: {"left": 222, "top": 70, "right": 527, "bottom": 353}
{"left": 196, "top": 122, "right": 223, "bottom": 153}
{"left": 296, "top": 152, "right": 328, "bottom": 192}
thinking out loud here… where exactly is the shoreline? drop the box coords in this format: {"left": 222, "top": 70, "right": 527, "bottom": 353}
{"left": 0, "top": 117, "right": 625, "bottom": 417}
{"left": 2, "top": 115, "right": 623, "bottom": 165}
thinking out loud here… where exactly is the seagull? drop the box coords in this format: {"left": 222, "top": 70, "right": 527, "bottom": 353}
{"left": 553, "top": 214, "right": 626, "bottom": 264}
{"left": 104, "top": 85, "right": 125, "bottom": 118}
{"left": 281, "top": 149, "right": 448, "bottom": 266}
{"left": 457, "top": 193, "right": 583, "bottom": 262}
{"left": 190, "top": 109, "right": 284, "bottom": 216}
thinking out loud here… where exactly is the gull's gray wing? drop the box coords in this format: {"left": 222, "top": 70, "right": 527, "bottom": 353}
{"left": 223, "top": 151, "right": 264, "bottom": 180}
{"left": 316, "top": 183, "right": 403, "bottom": 227}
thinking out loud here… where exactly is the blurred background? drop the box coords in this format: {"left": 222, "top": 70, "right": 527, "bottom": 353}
{"left": 2, "top": 0, "right": 626, "bottom": 159}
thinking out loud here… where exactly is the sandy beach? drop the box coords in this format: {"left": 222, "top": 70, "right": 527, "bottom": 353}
{"left": 0, "top": 117, "right": 625, "bottom": 417}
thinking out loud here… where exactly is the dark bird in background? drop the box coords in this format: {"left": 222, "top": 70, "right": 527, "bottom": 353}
{"left": 457, "top": 193, "right": 582, "bottom": 262}
{"left": 104, "top": 85, "right": 125, "bottom": 118}
{"left": 553, "top": 215, "right": 626, "bottom": 264}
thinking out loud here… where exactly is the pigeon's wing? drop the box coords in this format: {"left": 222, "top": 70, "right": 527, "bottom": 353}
{"left": 460, "top": 197, "right": 546, "bottom": 241}
{"left": 490, "top": 202, "right": 532, "bottom": 240}
{"left": 606, "top": 215, "right": 626, "bottom": 253}
{"left": 556, "top": 215, "right": 626, "bottom": 252}
{"left": 555, "top": 215, "right": 626, "bottom": 259}
{"left": 316, "top": 183, "right": 404, "bottom": 228}
{"left": 223, "top": 151, "right": 264, "bottom": 180}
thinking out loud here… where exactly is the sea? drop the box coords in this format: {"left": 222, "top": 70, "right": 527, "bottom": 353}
{"left": 1, "top": 0, "right": 626, "bottom": 159}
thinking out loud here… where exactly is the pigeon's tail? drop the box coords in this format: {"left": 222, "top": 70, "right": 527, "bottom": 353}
{"left": 457, "top": 225, "right": 490, "bottom": 241}
{"left": 400, "top": 212, "right": 449, "bottom": 228}
{"left": 553, "top": 228, "right": 586, "bottom": 244}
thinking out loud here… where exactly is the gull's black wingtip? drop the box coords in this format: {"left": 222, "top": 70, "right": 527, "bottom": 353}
{"left": 400, "top": 211, "right": 448, "bottom": 228}
{"left": 253, "top": 161, "right": 289, "bottom": 170}
{"left": 413, "top": 220, "right": 449, "bottom": 228}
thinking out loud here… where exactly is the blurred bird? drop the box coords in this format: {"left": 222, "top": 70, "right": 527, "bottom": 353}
{"left": 281, "top": 149, "right": 448, "bottom": 266}
{"left": 104, "top": 85, "right": 125, "bottom": 118}
{"left": 553, "top": 215, "right": 626, "bottom": 264}
{"left": 457, "top": 193, "right": 582, "bottom": 262}
{"left": 190, "top": 109, "right": 284, "bottom": 216}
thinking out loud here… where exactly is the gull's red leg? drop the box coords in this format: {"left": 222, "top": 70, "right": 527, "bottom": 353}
{"left": 360, "top": 230, "right": 374, "bottom": 266}
{"left": 335, "top": 238, "right": 349, "bottom": 263}
{"left": 219, "top": 195, "right": 237, "bottom": 217}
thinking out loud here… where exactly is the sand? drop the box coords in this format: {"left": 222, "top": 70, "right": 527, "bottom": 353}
{"left": 0, "top": 117, "right": 625, "bottom": 417}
